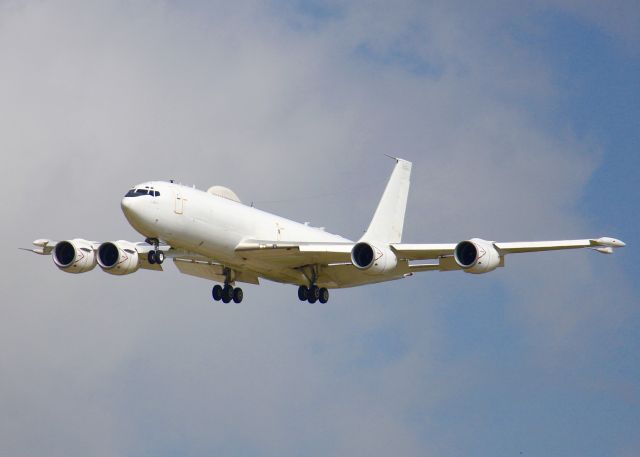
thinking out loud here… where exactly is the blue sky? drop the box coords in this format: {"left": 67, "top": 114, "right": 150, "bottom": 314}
{"left": 0, "top": 1, "right": 638, "bottom": 456}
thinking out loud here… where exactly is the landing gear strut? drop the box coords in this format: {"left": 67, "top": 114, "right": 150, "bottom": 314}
{"left": 145, "top": 238, "right": 164, "bottom": 265}
{"left": 212, "top": 268, "right": 243, "bottom": 303}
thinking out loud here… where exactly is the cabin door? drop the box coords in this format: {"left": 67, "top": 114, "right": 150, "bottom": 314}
{"left": 175, "top": 192, "right": 184, "bottom": 214}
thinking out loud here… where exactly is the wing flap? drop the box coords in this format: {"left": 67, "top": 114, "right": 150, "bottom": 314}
{"left": 391, "top": 243, "right": 457, "bottom": 260}
{"left": 173, "top": 259, "right": 259, "bottom": 285}
{"left": 235, "top": 240, "right": 354, "bottom": 267}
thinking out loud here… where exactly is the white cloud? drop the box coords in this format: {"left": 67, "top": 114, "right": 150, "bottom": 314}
{"left": 0, "top": 1, "right": 635, "bottom": 456}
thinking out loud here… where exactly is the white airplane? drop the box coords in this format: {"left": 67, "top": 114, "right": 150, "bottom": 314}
{"left": 26, "top": 158, "right": 625, "bottom": 303}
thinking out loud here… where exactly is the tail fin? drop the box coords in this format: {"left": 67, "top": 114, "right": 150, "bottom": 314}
{"left": 361, "top": 157, "right": 412, "bottom": 243}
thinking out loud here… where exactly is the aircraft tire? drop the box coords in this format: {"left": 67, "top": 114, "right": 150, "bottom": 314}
{"left": 154, "top": 250, "right": 165, "bottom": 264}
{"left": 298, "top": 285, "right": 309, "bottom": 301}
{"left": 212, "top": 284, "right": 223, "bottom": 301}
{"left": 308, "top": 285, "right": 320, "bottom": 303}
{"left": 232, "top": 287, "right": 243, "bottom": 303}
{"left": 222, "top": 284, "right": 234, "bottom": 303}
{"left": 148, "top": 251, "right": 156, "bottom": 264}
{"left": 318, "top": 288, "right": 329, "bottom": 303}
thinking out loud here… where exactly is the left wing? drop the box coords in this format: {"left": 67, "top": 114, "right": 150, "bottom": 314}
{"left": 392, "top": 237, "right": 626, "bottom": 260}
{"left": 234, "top": 236, "right": 625, "bottom": 274}
{"left": 390, "top": 236, "right": 625, "bottom": 274}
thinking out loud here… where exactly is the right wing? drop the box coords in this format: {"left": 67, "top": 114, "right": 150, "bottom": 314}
{"left": 24, "top": 238, "right": 260, "bottom": 283}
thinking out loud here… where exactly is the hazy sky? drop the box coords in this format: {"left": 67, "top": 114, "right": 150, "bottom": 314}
{"left": 1, "top": 1, "right": 638, "bottom": 456}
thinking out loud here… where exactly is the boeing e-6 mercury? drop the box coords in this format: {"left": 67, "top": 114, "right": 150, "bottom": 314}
{"left": 26, "top": 158, "right": 625, "bottom": 303}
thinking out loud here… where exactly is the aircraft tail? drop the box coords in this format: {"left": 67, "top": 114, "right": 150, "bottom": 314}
{"left": 361, "top": 157, "right": 412, "bottom": 244}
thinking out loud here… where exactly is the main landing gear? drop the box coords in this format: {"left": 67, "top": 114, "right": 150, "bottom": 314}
{"left": 212, "top": 284, "right": 243, "bottom": 303}
{"left": 298, "top": 285, "right": 329, "bottom": 304}
{"left": 212, "top": 268, "right": 243, "bottom": 303}
{"left": 298, "top": 265, "right": 329, "bottom": 303}
{"left": 145, "top": 238, "right": 165, "bottom": 265}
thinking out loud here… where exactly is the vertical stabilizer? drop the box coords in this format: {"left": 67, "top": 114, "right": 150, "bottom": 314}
{"left": 361, "top": 158, "right": 412, "bottom": 243}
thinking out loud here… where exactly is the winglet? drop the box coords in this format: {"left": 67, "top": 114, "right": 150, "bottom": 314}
{"left": 593, "top": 237, "right": 626, "bottom": 248}
{"left": 22, "top": 239, "right": 56, "bottom": 255}
{"left": 593, "top": 247, "right": 614, "bottom": 254}
{"left": 19, "top": 247, "right": 45, "bottom": 254}
{"left": 590, "top": 237, "right": 625, "bottom": 254}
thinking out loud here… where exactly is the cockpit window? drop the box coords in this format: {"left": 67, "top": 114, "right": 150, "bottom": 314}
{"left": 124, "top": 189, "right": 148, "bottom": 197}
{"left": 124, "top": 188, "right": 160, "bottom": 198}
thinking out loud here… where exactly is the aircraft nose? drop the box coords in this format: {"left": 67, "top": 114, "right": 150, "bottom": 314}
{"left": 121, "top": 196, "right": 137, "bottom": 217}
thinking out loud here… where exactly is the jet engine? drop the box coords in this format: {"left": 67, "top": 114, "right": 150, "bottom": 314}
{"left": 351, "top": 241, "right": 398, "bottom": 274}
{"left": 52, "top": 239, "right": 97, "bottom": 273}
{"left": 97, "top": 241, "right": 141, "bottom": 275}
{"left": 454, "top": 238, "right": 501, "bottom": 274}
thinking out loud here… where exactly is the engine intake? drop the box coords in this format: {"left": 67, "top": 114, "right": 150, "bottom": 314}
{"left": 352, "top": 242, "right": 375, "bottom": 269}
{"left": 454, "top": 238, "right": 501, "bottom": 274}
{"left": 351, "top": 242, "right": 397, "bottom": 274}
{"left": 52, "top": 239, "right": 97, "bottom": 273}
{"left": 97, "top": 241, "right": 140, "bottom": 275}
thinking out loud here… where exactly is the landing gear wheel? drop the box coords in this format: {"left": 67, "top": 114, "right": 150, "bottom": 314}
{"left": 154, "top": 250, "right": 165, "bottom": 264}
{"left": 318, "top": 287, "right": 329, "bottom": 304}
{"left": 222, "top": 284, "right": 234, "bottom": 303}
{"left": 308, "top": 285, "right": 320, "bottom": 303}
{"left": 148, "top": 251, "right": 156, "bottom": 264}
{"left": 212, "top": 284, "right": 223, "bottom": 301}
{"left": 232, "top": 287, "right": 243, "bottom": 303}
{"left": 298, "top": 285, "right": 309, "bottom": 301}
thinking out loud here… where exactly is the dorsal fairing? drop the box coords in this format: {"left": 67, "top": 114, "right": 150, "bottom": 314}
{"left": 207, "top": 186, "right": 241, "bottom": 203}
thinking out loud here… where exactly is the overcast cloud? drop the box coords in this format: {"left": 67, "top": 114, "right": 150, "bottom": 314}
{"left": 0, "top": 1, "right": 637, "bottom": 456}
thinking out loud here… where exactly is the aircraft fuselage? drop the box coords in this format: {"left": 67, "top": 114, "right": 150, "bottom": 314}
{"left": 121, "top": 181, "right": 406, "bottom": 287}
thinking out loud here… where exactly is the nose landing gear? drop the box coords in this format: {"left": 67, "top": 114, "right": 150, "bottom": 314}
{"left": 145, "top": 238, "right": 165, "bottom": 265}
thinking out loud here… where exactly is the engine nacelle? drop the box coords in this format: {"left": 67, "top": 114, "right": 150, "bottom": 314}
{"left": 454, "top": 238, "right": 501, "bottom": 274}
{"left": 97, "top": 241, "right": 141, "bottom": 275}
{"left": 351, "top": 242, "right": 398, "bottom": 275}
{"left": 52, "top": 239, "right": 97, "bottom": 273}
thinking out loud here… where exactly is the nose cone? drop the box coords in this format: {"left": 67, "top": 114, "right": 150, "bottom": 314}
{"left": 121, "top": 197, "right": 134, "bottom": 215}
{"left": 121, "top": 196, "right": 143, "bottom": 224}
